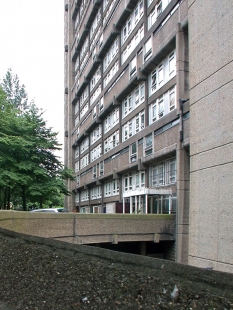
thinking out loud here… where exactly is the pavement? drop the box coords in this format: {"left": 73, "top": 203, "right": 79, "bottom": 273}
{"left": 0, "top": 301, "right": 15, "bottom": 310}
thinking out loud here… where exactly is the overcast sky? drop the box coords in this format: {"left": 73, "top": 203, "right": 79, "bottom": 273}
{"left": 0, "top": 0, "right": 64, "bottom": 160}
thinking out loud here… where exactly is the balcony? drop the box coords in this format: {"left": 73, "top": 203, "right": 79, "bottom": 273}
{"left": 142, "top": 0, "right": 188, "bottom": 73}
{"left": 79, "top": 0, "right": 101, "bottom": 33}
{"left": 71, "top": 36, "right": 79, "bottom": 62}
{"left": 99, "top": 24, "right": 119, "bottom": 59}
{"left": 71, "top": 79, "right": 79, "bottom": 104}
{"left": 85, "top": 54, "right": 102, "bottom": 81}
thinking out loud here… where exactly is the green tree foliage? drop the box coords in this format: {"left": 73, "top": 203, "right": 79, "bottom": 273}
{"left": 0, "top": 70, "right": 74, "bottom": 210}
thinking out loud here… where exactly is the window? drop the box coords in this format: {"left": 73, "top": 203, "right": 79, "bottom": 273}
{"left": 150, "top": 158, "right": 176, "bottom": 187}
{"left": 80, "top": 86, "right": 88, "bottom": 108}
{"left": 91, "top": 186, "right": 102, "bottom": 199}
{"left": 104, "top": 107, "right": 119, "bottom": 133}
{"left": 123, "top": 171, "right": 145, "bottom": 192}
{"left": 157, "top": 1, "right": 163, "bottom": 17}
{"left": 90, "top": 124, "right": 102, "bottom": 145}
{"left": 90, "top": 28, "right": 101, "bottom": 52}
{"left": 104, "top": 130, "right": 119, "bottom": 153}
{"left": 121, "top": 24, "right": 144, "bottom": 64}
{"left": 122, "top": 83, "right": 145, "bottom": 118}
{"left": 75, "top": 161, "right": 79, "bottom": 172}
{"left": 130, "top": 142, "right": 137, "bottom": 163}
{"left": 80, "top": 137, "right": 89, "bottom": 154}
{"left": 75, "top": 57, "right": 79, "bottom": 72}
{"left": 80, "top": 36, "right": 89, "bottom": 62}
{"left": 168, "top": 158, "right": 176, "bottom": 183}
{"left": 121, "top": 0, "right": 144, "bottom": 45}
{"left": 75, "top": 147, "right": 79, "bottom": 158}
{"left": 123, "top": 110, "right": 145, "bottom": 141}
{"left": 158, "top": 96, "right": 164, "bottom": 117}
{"left": 92, "top": 165, "right": 97, "bottom": 179}
{"left": 76, "top": 175, "right": 80, "bottom": 187}
{"left": 99, "top": 161, "right": 104, "bottom": 176}
{"left": 75, "top": 192, "right": 79, "bottom": 203}
{"left": 145, "top": 134, "right": 153, "bottom": 156}
{"left": 169, "top": 52, "right": 175, "bottom": 76}
{"left": 149, "top": 86, "right": 176, "bottom": 124}
{"left": 90, "top": 66, "right": 101, "bottom": 92}
{"left": 169, "top": 87, "right": 175, "bottom": 111}
{"left": 113, "top": 180, "right": 119, "bottom": 194}
{"left": 80, "top": 103, "right": 88, "bottom": 119}
{"left": 91, "top": 144, "right": 102, "bottom": 162}
{"left": 103, "top": 38, "right": 119, "bottom": 72}
{"left": 90, "top": 8, "right": 101, "bottom": 40}
{"left": 103, "top": 0, "right": 117, "bottom": 24}
{"left": 104, "top": 180, "right": 119, "bottom": 197}
{"left": 129, "top": 56, "right": 137, "bottom": 78}
{"left": 75, "top": 102, "right": 79, "bottom": 114}
{"left": 148, "top": 7, "right": 156, "bottom": 30}
{"left": 81, "top": 189, "right": 89, "bottom": 201}
{"left": 151, "top": 69, "right": 157, "bottom": 92}
{"left": 144, "top": 37, "right": 152, "bottom": 62}
{"left": 104, "top": 61, "right": 119, "bottom": 87}
{"left": 80, "top": 154, "right": 89, "bottom": 169}
{"left": 158, "top": 63, "right": 164, "bottom": 86}
{"left": 148, "top": 50, "right": 176, "bottom": 97}
{"left": 90, "top": 84, "right": 101, "bottom": 106}
{"left": 75, "top": 115, "right": 79, "bottom": 126}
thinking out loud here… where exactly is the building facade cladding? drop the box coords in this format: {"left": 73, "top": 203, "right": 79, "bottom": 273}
{"left": 64, "top": 0, "right": 190, "bottom": 262}
{"left": 188, "top": 0, "right": 233, "bottom": 273}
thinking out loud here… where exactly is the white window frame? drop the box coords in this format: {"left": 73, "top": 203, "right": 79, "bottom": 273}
{"left": 144, "top": 37, "right": 152, "bottom": 63}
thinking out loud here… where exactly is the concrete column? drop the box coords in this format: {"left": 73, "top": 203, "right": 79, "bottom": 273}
{"left": 130, "top": 196, "right": 133, "bottom": 214}
{"left": 175, "top": 22, "right": 190, "bottom": 264}
{"left": 139, "top": 241, "right": 147, "bottom": 256}
{"left": 123, "top": 197, "right": 125, "bottom": 214}
{"left": 145, "top": 194, "right": 148, "bottom": 214}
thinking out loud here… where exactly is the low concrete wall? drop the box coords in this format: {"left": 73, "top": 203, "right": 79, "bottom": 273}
{"left": 0, "top": 211, "right": 175, "bottom": 245}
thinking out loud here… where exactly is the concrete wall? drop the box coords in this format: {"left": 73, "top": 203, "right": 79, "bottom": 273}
{"left": 189, "top": 0, "right": 233, "bottom": 273}
{"left": 0, "top": 211, "right": 175, "bottom": 245}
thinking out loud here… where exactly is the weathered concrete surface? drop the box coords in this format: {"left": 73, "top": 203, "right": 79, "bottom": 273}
{"left": 189, "top": 0, "right": 233, "bottom": 274}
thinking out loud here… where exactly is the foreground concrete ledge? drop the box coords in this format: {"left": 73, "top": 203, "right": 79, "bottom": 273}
{"left": 1, "top": 226, "right": 233, "bottom": 300}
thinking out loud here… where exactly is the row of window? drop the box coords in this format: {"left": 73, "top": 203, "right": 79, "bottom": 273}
{"left": 76, "top": 48, "right": 175, "bottom": 125}
{"left": 123, "top": 110, "right": 145, "bottom": 142}
{"left": 103, "top": 38, "right": 119, "bottom": 72}
{"left": 122, "top": 82, "right": 145, "bottom": 118}
{"left": 148, "top": 0, "right": 172, "bottom": 29}
{"left": 90, "top": 66, "right": 101, "bottom": 92}
{"left": 104, "top": 107, "right": 119, "bottom": 134}
{"left": 104, "top": 130, "right": 119, "bottom": 153}
{"left": 121, "top": 24, "right": 144, "bottom": 64}
{"left": 75, "top": 157, "right": 176, "bottom": 200}
{"left": 73, "top": 0, "right": 177, "bottom": 85}
{"left": 103, "top": 61, "right": 119, "bottom": 88}
{"left": 75, "top": 83, "right": 176, "bottom": 170}
{"left": 149, "top": 86, "right": 176, "bottom": 124}
{"left": 148, "top": 51, "right": 176, "bottom": 96}
{"left": 121, "top": 0, "right": 144, "bottom": 44}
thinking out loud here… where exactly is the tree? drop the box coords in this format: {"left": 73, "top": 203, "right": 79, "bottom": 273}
{"left": 1, "top": 68, "right": 29, "bottom": 111}
{"left": 0, "top": 70, "right": 75, "bottom": 210}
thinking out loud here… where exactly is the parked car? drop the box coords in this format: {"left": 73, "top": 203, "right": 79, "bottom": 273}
{"left": 30, "top": 208, "right": 66, "bottom": 213}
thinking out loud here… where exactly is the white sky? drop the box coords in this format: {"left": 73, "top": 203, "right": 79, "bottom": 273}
{"left": 0, "top": 0, "right": 64, "bottom": 161}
